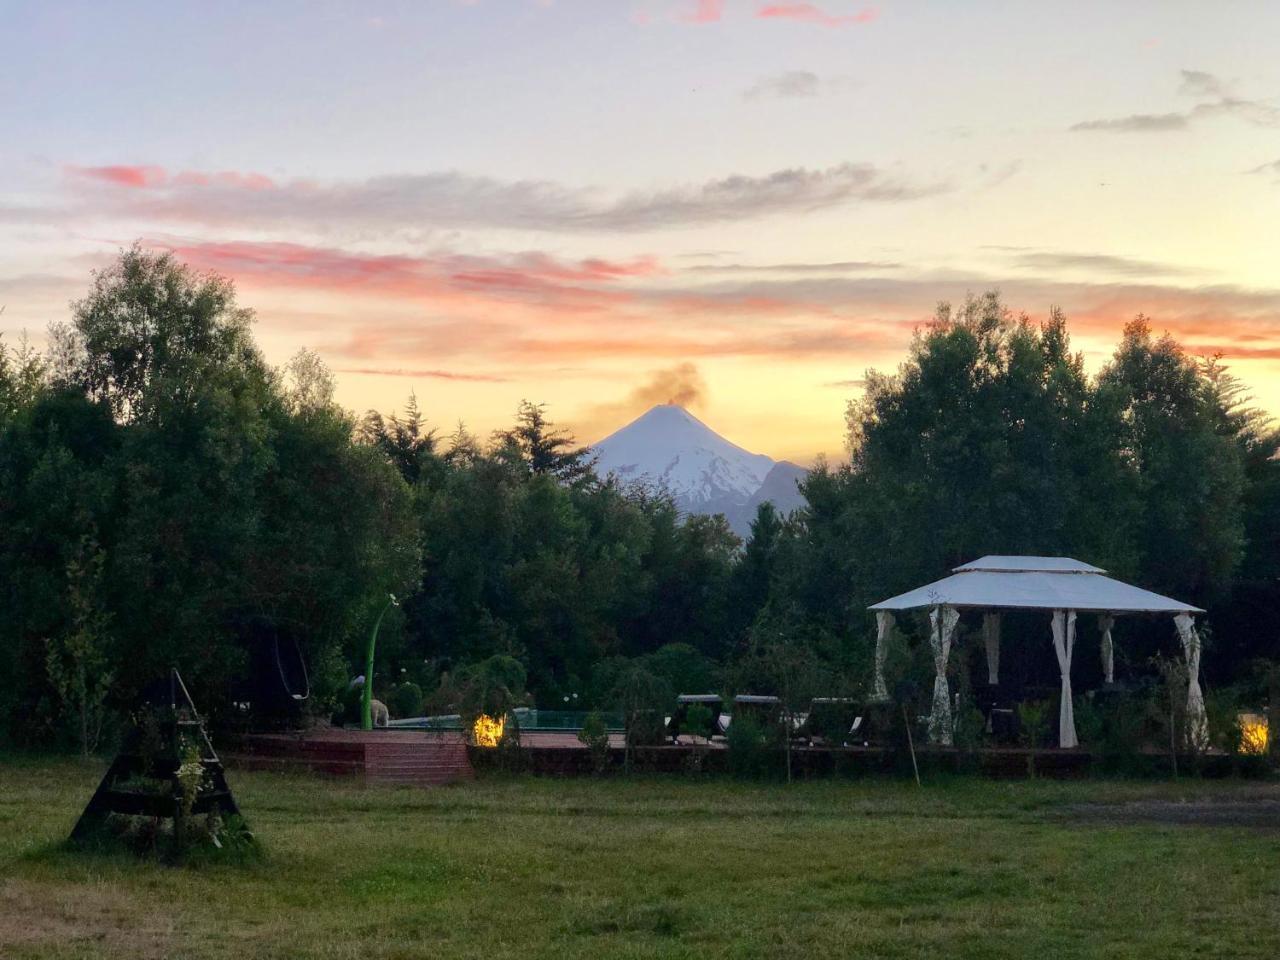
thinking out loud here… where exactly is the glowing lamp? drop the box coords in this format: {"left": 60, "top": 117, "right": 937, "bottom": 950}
{"left": 1238, "top": 713, "right": 1269, "bottom": 756}
{"left": 473, "top": 714, "right": 505, "bottom": 748}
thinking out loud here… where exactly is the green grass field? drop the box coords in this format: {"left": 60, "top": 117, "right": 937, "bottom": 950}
{"left": 2, "top": 757, "right": 1279, "bottom": 959}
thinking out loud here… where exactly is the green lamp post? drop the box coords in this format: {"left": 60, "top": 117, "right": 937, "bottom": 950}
{"left": 361, "top": 593, "right": 399, "bottom": 731}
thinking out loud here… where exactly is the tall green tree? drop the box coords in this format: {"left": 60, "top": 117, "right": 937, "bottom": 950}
{"left": 492, "top": 400, "right": 596, "bottom": 485}
{"left": 841, "top": 294, "right": 1132, "bottom": 608}
{"left": 727, "top": 501, "right": 784, "bottom": 645}
{"left": 1, "top": 249, "right": 419, "bottom": 743}
{"left": 1097, "top": 318, "right": 1247, "bottom": 602}
{"left": 44, "top": 535, "right": 115, "bottom": 756}
{"left": 358, "top": 392, "right": 439, "bottom": 486}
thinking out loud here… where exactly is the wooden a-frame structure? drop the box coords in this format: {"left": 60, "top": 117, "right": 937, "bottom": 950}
{"left": 71, "top": 669, "right": 243, "bottom": 843}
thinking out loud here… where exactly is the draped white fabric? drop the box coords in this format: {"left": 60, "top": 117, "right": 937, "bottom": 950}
{"left": 982, "top": 612, "right": 1002, "bottom": 685}
{"left": 1098, "top": 614, "right": 1116, "bottom": 686}
{"left": 1174, "top": 614, "right": 1209, "bottom": 749}
{"left": 928, "top": 606, "right": 960, "bottom": 745}
{"left": 1051, "top": 610, "right": 1078, "bottom": 748}
{"left": 872, "top": 611, "right": 892, "bottom": 701}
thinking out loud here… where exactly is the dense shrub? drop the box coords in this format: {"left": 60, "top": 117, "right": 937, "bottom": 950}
{"left": 576, "top": 710, "right": 611, "bottom": 774}
{"left": 726, "top": 713, "right": 778, "bottom": 779}
{"left": 388, "top": 682, "right": 424, "bottom": 720}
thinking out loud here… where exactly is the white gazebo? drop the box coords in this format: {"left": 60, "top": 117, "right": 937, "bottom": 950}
{"left": 867, "top": 556, "right": 1206, "bottom": 749}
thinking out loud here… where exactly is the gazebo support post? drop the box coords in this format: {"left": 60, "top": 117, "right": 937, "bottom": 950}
{"left": 927, "top": 606, "right": 959, "bottom": 746}
{"left": 872, "top": 611, "right": 893, "bottom": 701}
{"left": 1173, "top": 614, "right": 1209, "bottom": 750}
{"left": 1051, "top": 609, "right": 1078, "bottom": 748}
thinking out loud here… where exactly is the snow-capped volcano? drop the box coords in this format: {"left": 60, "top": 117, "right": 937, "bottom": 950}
{"left": 591, "top": 405, "right": 806, "bottom": 536}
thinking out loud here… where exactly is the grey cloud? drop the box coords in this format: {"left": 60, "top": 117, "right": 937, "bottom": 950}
{"left": 1178, "top": 69, "right": 1227, "bottom": 98}
{"left": 743, "top": 71, "right": 821, "bottom": 99}
{"left": 1247, "top": 158, "right": 1280, "bottom": 181}
{"left": 1192, "top": 98, "right": 1280, "bottom": 129}
{"left": 57, "top": 163, "right": 945, "bottom": 234}
{"left": 579, "top": 164, "right": 946, "bottom": 229}
{"left": 653, "top": 272, "right": 1280, "bottom": 327}
{"left": 1071, "top": 112, "right": 1189, "bottom": 132}
{"left": 1072, "top": 69, "right": 1278, "bottom": 133}
{"left": 685, "top": 260, "right": 902, "bottom": 274}
{"left": 1012, "top": 251, "right": 1190, "bottom": 278}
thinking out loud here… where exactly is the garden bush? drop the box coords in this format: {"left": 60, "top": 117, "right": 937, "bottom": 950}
{"left": 577, "top": 710, "right": 611, "bottom": 774}
{"left": 726, "top": 713, "right": 779, "bottom": 779}
{"left": 388, "top": 681, "right": 424, "bottom": 720}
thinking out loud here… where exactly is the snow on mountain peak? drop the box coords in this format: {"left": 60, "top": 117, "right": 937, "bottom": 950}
{"left": 591, "top": 404, "right": 776, "bottom": 512}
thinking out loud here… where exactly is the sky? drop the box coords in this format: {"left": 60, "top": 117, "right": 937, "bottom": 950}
{"left": 2, "top": 0, "right": 1279, "bottom": 464}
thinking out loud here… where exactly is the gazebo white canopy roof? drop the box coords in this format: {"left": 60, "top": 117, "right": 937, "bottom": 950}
{"left": 866, "top": 556, "right": 1208, "bottom": 751}
{"left": 869, "top": 555, "right": 1202, "bottom": 614}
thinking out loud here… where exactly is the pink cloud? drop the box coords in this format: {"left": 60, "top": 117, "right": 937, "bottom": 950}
{"left": 171, "top": 170, "right": 276, "bottom": 190}
{"left": 146, "top": 239, "right": 665, "bottom": 318}
{"left": 66, "top": 164, "right": 168, "bottom": 189}
{"left": 67, "top": 164, "right": 275, "bottom": 192}
{"left": 681, "top": 0, "right": 725, "bottom": 23}
{"left": 451, "top": 253, "right": 661, "bottom": 285}
{"left": 757, "top": 3, "right": 878, "bottom": 27}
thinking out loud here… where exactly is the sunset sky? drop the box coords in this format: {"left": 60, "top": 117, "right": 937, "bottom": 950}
{"left": 3, "top": 0, "right": 1279, "bottom": 463}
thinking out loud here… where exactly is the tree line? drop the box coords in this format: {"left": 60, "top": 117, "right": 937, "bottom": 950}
{"left": 1, "top": 252, "right": 1277, "bottom": 752}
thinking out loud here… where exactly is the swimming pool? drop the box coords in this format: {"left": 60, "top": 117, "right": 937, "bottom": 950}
{"left": 388, "top": 707, "right": 625, "bottom": 732}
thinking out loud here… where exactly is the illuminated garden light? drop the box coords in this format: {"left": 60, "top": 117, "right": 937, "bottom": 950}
{"left": 472, "top": 714, "right": 505, "bottom": 748}
{"left": 1238, "top": 713, "right": 1269, "bottom": 756}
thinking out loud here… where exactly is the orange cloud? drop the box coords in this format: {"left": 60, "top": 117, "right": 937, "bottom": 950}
{"left": 756, "top": 3, "right": 878, "bottom": 27}
{"left": 327, "top": 316, "right": 903, "bottom": 368}
{"left": 334, "top": 366, "right": 510, "bottom": 382}
{"left": 121, "top": 238, "right": 1280, "bottom": 409}
{"left": 681, "top": 0, "right": 725, "bottom": 23}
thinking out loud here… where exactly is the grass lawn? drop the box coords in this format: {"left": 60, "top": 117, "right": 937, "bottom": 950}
{"left": 2, "top": 756, "right": 1279, "bottom": 959}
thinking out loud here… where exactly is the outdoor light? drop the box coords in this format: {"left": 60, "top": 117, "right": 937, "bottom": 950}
{"left": 1238, "top": 712, "right": 1269, "bottom": 755}
{"left": 473, "top": 714, "right": 505, "bottom": 747}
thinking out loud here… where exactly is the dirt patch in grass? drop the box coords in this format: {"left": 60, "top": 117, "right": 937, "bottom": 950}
{"left": 1060, "top": 785, "right": 1280, "bottom": 829}
{"left": 0, "top": 878, "right": 177, "bottom": 958}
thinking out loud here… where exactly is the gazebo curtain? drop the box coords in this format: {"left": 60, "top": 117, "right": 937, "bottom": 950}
{"left": 928, "top": 606, "right": 960, "bottom": 745}
{"left": 1051, "top": 610, "right": 1078, "bottom": 748}
{"left": 872, "top": 611, "right": 892, "bottom": 701}
{"left": 873, "top": 596, "right": 1207, "bottom": 752}
{"left": 1098, "top": 614, "right": 1116, "bottom": 685}
{"left": 982, "top": 612, "right": 1001, "bottom": 685}
{"left": 1174, "top": 614, "right": 1209, "bottom": 749}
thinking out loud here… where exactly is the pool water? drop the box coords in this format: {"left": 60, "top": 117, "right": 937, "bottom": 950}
{"left": 389, "top": 707, "right": 625, "bottom": 732}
